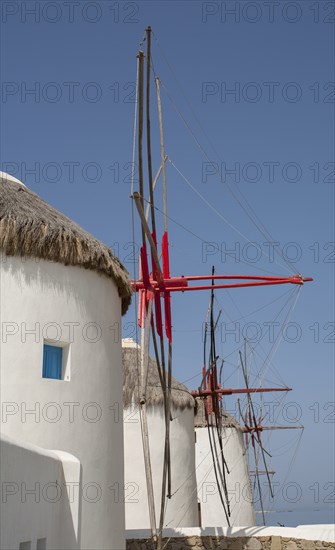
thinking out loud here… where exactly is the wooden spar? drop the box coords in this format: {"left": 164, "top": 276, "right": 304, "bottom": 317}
{"left": 206, "top": 418, "right": 231, "bottom": 524}
{"left": 157, "top": 352, "right": 167, "bottom": 550}
{"left": 199, "top": 270, "right": 231, "bottom": 525}
{"left": 145, "top": 156, "right": 168, "bottom": 223}
{"left": 132, "top": 188, "right": 168, "bottom": 468}
{"left": 140, "top": 299, "right": 151, "bottom": 402}
{"left": 139, "top": 300, "right": 157, "bottom": 540}
{"left": 155, "top": 76, "right": 167, "bottom": 233}
{"left": 150, "top": 322, "right": 164, "bottom": 388}
{"left": 243, "top": 425, "right": 304, "bottom": 432}
{"left": 192, "top": 386, "right": 292, "bottom": 397}
{"left": 253, "top": 437, "right": 266, "bottom": 525}
{"left": 137, "top": 41, "right": 158, "bottom": 542}
{"left": 137, "top": 51, "right": 146, "bottom": 247}
{"left": 154, "top": 70, "right": 173, "bottom": 543}
{"left": 133, "top": 192, "right": 163, "bottom": 281}
{"left": 144, "top": 29, "right": 167, "bottom": 495}
{"left": 145, "top": 26, "right": 156, "bottom": 233}
{"left": 167, "top": 341, "right": 172, "bottom": 498}
{"left": 244, "top": 337, "right": 248, "bottom": 385}
{"left": 250, "top": 471, "right": 275, "bottom": 475}
{"left": 210, "top": 267, "right": 231, "bottom": 515}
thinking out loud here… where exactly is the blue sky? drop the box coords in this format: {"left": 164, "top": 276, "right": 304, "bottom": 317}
{"left": 1, "top": 1, "right": 334, "bottom": 525}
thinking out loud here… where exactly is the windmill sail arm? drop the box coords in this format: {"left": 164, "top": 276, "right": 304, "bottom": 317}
{"left": 192, "top": 386, "right": 291, "bottom": 397}
{"left": 133, "top": 274, "right": 313, "bottom": 291}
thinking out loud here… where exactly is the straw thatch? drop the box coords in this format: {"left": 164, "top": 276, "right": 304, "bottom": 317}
{"left": 194, "top": 397, "right": 242, "bottom": 430}
{"left": 0, "top": 174, "right": 132, "bottom": 314}
{"left": 122, "top": 347, "right": 195, "bottom": 410}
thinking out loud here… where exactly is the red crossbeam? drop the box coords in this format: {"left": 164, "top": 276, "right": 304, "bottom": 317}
{"left": 133, "top": 274, "right": 313, "bottom": 292}
{"left": 133, "top": 218, "right": 313, "bottom": 345}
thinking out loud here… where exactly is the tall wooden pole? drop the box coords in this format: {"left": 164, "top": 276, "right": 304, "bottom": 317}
{"left": 146, "top": 26, "right": 156, "bottom": 234}
{"left": 137, "top": 46, "right": 157, "bottom": 541}
{"left": 155, "top": 76, "right": 168, "bottom": 233}
{"left": 139, "top": 300, "right": 157, "bottom": 540}
{"left": 155, "top": 74, "right": 173, "bottom": 549}
{"left": 137, "top": 50, "right": 146, "bottom": 246}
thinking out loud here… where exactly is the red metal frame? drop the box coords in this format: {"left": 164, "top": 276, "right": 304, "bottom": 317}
{"left": 133, "top": 233, "right": 313, "bottom": 343}
{"left": 134, "top": 273, "right": 313, "bottom": 292}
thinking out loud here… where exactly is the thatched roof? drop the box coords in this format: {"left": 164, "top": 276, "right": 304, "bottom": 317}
{"left": 194, "top": 397, "right": 242, "bottom": 430}
{"left": 122, "top": 344, "right": 195, "bottom": 410}
{"left": 0, "top": 173, "right": 132, "bottom": 314}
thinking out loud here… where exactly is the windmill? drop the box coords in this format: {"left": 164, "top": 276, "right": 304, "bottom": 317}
{"left": 130, "top": 26, "right": 312, "bottom": 549}
{"left": 237, "top": 341, "right": 304, "bottom": 525}
{"left": 191, "top": 269, "right": 299, "bottom": 526}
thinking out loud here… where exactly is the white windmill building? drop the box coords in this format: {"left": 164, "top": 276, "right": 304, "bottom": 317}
{"left": 122, "top": 338, "right": 199, "bottom": 530}
{"left": 0, "top": 172, "right": 132, "bottom": 550}
{"left": 195, "top": 398, "right": 256, "bottom": 527}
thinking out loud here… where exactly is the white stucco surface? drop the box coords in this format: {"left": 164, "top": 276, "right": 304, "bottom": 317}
{"left": 0, "top": 433, "right": 80, "bottom": 550}
{"left": 124, "top": 403, "right": 199, "bottom": 529}
{"left": 196, "top": 425, "right": 256, "bottom": 527}
{"left": 0, "top": 256, "right": 125, "bottom": 550}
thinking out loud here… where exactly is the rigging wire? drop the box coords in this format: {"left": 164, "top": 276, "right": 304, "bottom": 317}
{"left": 151, "top": 30, "right": 297, "bottom": 276}
{"left": 222, "top": 287, "right": 294, "bottom": 324}
{"left": 213, "top": 286, "right": 300, "bottom": 388}
{"left": 163, "top": 98, "right": 295, "bottom": 276}
{"left": 212, "top": 276, "right": 293, "bottom": 392}
{"left": 248, "top": 301, "right": 298, "bottom": 377}
{"left": 145, "top": 31, "right": 306, "bottom": 419}
{"left": 168, "top": 157, "right": 295, "bottom": 276}
{"left": 172, "top": 285, "right": 294, "bottom": 348}
{"left": 266, "top": 429, "right": 304, "bottom": 517}
{"left": 257, "top": 286, "right": 301, "bottom": 383}
{"left": 141, "top": 193, "right": 291, "bottom": 277}
{"left": 270, "top": 432, "right": 305, "bottom": 456}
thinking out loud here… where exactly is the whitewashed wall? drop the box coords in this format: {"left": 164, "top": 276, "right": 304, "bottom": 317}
{"left": 124, "top": 404, "right": 199, "bottom": 529}
{"left": 0, "top": 256, "right": 125, "bottom": 550}
{"left": 196, "top": 426, "right": 256, "bottom": 527}
{"left": 0, "top": 433, "right": 80, "bottom": 550}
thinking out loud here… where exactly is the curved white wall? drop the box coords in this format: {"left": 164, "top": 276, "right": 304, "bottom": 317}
{"left": 0, "top": 434, "right": 80, "bottom": 550}
{"left": 0, "top": 256, "right": 125, "bottom": 550}
{"left": 196, "top": 426, "right": 256, "bottom": 527}
{"left": 124, "top": 404, "right": 198, "bottom": 529}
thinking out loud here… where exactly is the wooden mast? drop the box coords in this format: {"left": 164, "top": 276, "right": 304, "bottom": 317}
{"left": 155, "top": 73, "right": 172, "bottom": 550}
{"left": 136, "top": 47, "right": 157, "bottom": 541}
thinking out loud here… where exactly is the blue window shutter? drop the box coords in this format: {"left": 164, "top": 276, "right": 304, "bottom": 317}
{"left": 43, "top": 344, "right": 62, "bottom": 380}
